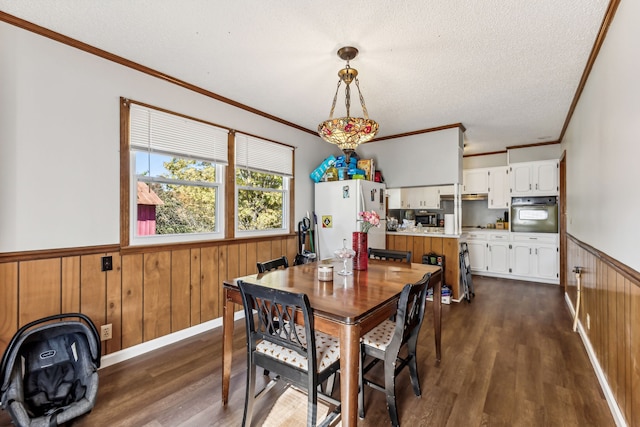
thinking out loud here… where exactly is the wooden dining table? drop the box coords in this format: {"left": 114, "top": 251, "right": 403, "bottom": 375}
{"left": 222, "top": 258, "right": 442, "bottom": 427}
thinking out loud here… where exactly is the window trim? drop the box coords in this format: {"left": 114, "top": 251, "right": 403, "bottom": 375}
{"left": 120, "top": 98, "right": 297, "bottom": 250}
{"left": 121, "top": 98, "right": 228, "bottom": 247}
{"left": 234, "top": 169, "right": 290, "bottom": 238}
{"left": 234, "top": 133, "right": 294, "bottom": 237}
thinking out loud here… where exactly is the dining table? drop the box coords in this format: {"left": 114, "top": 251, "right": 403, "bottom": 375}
{"left": 221, "top": 258, "right": 442, "bottom": 427}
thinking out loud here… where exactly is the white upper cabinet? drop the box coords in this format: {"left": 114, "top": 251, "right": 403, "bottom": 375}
{"left": 387, "top": 188, "right": 402, "bottom": 209}
{"left": 487, "top": 166, "right": 509, "bottom": 209}
{"left": 510, "top": 160, "right": 558, "bottom": 196}
{"left": 436, "top": 185, "right": 455, "bottom": 196}
{"left": 400, "top": 187, "right": 441, "bottom": 209}
{"left": 462, "top": 168, "right": 489, "bottom": 194}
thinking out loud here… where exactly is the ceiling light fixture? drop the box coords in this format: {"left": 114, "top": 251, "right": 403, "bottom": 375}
{"left": 318, "top": 46, "right": 379, "bottom": 158}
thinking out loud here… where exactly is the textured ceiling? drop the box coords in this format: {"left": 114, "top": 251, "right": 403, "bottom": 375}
{"left": 0, "top": 1, "right": 610, "bottom": 155}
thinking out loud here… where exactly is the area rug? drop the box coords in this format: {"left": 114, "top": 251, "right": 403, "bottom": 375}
{"left": 262, "top": 386, "right": 340, "bottom": 427}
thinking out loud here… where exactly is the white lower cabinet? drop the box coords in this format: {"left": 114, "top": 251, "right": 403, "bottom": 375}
{"left": 510, "top": 233, "right": 559, "bottom": 283}
{"left": 464, "top": 232, "right": 488, "bottom": 272}
{"left": 462, "top": 231, "right": 559, "bottom": 284}
{"left": 487, "top": 235, "right": 510, "bottom": 274}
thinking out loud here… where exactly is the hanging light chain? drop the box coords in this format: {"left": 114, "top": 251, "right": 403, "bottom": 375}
{"left": 355, "top": 78, "right": 369, "bottom": 119}
{"left": 328, "top": 79, "right": 342, "bottom": 120}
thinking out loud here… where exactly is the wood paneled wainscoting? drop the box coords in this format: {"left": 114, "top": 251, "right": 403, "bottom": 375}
{"left": 0, "top": 236, "right": 298, "bottom": 357}
{"left": 565, "top": 234, "right": 640, "bottom": 426}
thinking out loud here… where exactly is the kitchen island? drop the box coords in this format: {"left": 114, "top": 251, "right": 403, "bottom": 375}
{"left": 386, "top": 231, "right": 462, "bottom": 300}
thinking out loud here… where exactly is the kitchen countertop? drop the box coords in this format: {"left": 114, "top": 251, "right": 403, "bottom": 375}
{"left": 386, "top": 230, "right": 461, "bottom": 238}
{"left": 461, "top": 227, "right": 509, "bottom": 233}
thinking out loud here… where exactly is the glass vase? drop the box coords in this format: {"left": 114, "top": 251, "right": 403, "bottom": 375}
{"left": 352, "top": 231, "right": 368, "bottom": 270}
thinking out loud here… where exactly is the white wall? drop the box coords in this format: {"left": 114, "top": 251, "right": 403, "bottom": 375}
{"left": 463, "top": 152, "right": 508, "bottom": 169}
{"left": 561, "top": 0, "right": 640, "bottom": 272}
{"left": 0, "top": 22, "right": 334, "bottom": 252}
{"left": 508, "top": 144, "right": 562, "bottom": 163}
{"left": 356, "top": 127, "right": 463, "bottom": 187}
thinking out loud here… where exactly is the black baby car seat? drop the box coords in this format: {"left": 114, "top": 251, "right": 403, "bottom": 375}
{"left": 1, "top": 313, "right": 101, "bottom": 427}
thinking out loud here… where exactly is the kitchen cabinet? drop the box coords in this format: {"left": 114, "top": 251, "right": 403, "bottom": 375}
{"left": 422, "top": 187, "right": 441, "bottom": 209}
{"left": 464, "top": 231, "right": 488, "bottom": 272}
{"left": 387, "top": 188, "right": 402, "bottom": 209}
{"left": 462, "top": 230, "right": 559, "bottom": 284}
{"left": 400, "top": 186, "right": 440, "bottom": 209}
{"left": 400, "top": 187, "right": 419, "bottom": 208}
{"left": 488, "top": 166, "right": 509, "bottom": 209}
{"left": 462, "top": 168, "right": 489, "bottom": 194}
{"left": 486, "top": 233, "right": 510, "bottom": 274}
{"left": 510, "top": 160, "right": 558, "bottom": 196}
{"left": 386, "top": 233, "right": 461, "bottom": 300}
{"left": 436, "top": 185, "right": 455, "bottom": 196}
{"left": 510, "top": 233, "right": 558, "bottom": 281}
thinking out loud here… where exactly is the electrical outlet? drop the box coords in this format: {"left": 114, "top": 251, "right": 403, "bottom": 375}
{"left": 100, "top": 324, "right": 113, "bottom": 341}
{"left": 101, "top": 256, "right": 113, "bottom": 272}
{"left": 586, "top": 314, "right": 591, "bottom": 330}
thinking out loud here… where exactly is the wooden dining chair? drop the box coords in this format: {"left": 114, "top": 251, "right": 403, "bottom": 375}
{"left": 358, "top": 272, "right": 432, "bottom": 426}
{"left": 368, "top": 248, "right": 412, "bottom": 263}
{"left": 238, "top": 280, "right": 341, "bottom": 427}
{"left": 256, "top": 256, "right": 289, "bottom": 273}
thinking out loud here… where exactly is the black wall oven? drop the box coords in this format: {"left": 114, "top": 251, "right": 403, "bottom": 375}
{"left": 510, "top": 196, "right": 558, "bottom": 233}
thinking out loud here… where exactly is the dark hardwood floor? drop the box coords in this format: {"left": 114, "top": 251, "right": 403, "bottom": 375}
{"left": 0, "top": 276, "right": 615, "bottom": 426}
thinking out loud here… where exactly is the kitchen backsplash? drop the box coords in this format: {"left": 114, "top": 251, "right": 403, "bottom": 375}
{"left": 462, "top": 199, "right": 507, "bottom": 227}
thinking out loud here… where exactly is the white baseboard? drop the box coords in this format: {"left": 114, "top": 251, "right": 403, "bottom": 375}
{"left": 564, "top": 292, "right": 626, "bottom": 427}
{"left": 99, "top": 310, "right": 245, "bottom": 369}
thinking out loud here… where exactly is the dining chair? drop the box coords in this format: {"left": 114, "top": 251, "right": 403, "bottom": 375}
{"left": 255, "top": 256, "right": 290, "bottom": 377}
{"left": 238, "top": 280, "right": 341, "bottom": 427}
{"left": 368, "top": 248, "right": 412, "bottom": 263}
{"left": 256, "top": 255, "right": 289, "bottom": 273}
{"left": 358, "top": 272, "right": 432, "bottom": 426}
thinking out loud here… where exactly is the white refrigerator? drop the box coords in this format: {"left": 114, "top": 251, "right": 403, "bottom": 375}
{"left": 314, "top": 180, "right": 386, "bottom": 260}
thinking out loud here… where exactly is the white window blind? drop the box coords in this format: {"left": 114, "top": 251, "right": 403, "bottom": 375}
{"left": 130, "top": 103, "right": 228, "bottom": 164}
{"left": 235, "top": 133, "right": 293, "bottom": 176}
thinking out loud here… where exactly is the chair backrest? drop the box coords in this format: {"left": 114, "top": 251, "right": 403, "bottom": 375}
{"left": 388, "top": 273, "right": 432, "bottom": 356}
{"left": 256, "top": 256, "right": 289, "bottom": 273}
{"left": 237, "top": 280, "right": 316, "bottom": 368}
{"left": 368, "top": 248, "right": 412, "bottom": 263}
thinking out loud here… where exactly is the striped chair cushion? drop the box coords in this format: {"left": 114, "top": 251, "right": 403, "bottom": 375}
{"left": 362, "top": 319, "right": 396, "bottom": 350}
{"left": 256, "top": 325, "right": 340, "bottom": 371}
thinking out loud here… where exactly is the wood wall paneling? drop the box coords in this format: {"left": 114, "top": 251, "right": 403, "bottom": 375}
{"left": 200, "top": 246, "right": 220, "bottom": 321}
{"left": 61, "top": 256, "right": 80, "bottom": 313}
{"left": 142, "top": 251, "right": 172, "bottom": 341}
{"left": 286, "top": 237, "right": 297, "bottom": 266}
{"left": 217, "top": 245, "right": 228, "bottom": 317}
{"left": 106, "top": 252, "right": 123, "bottom": 353}
{"left": 245, "top": 241, "right": 258, "bottom": 275}
{"left": 0, "top": 262, "right": 18, "bottom": 353}
{"left": 121, "top": 254, "right": 144, "bottom": 349}
{"left": 630, "top": 278, "right": 640, "bottom": 425}
{"left": 566, "top": 235, "right": 640, "bottom": 426}
{"left": 270, "top": 240, "right": 282, "bottom": 262}
{"left": 80, "top": 254, "right": 107, "bottom": 334}
{"left": 1, "top": 236, "right": 297, "bottom": 359}
{"left": 19, "top": 259, "right": 61, "bottom": 325}
{"left": 190, "top": 248, "right": 202, "bottom": 326}
{"left": 237, "top": 243, "right": 248, "bottom": 277}
{"left": 171, "top": 249, "right": 191, "bottom": 333}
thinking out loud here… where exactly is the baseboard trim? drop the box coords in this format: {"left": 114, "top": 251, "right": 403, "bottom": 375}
{"left": 564, "top": 292, "right": 626, "bottom": 427}
{"left": 99, "top": 310, "right": 246, "bottom": 369}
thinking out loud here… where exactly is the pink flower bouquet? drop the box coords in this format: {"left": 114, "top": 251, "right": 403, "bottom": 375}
{"left": 358, "top": 210, "right": 380, "bottom": 233}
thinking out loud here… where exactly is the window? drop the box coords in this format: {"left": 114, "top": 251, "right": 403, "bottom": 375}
{"left": 128, "top": 103, "right": 228, "bottom": 245}
{"left": 235, "top": 133, "right": 293, "bottom": 236}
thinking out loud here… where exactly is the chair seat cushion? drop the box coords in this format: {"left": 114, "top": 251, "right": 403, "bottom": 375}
{"left": 256, "top": 325, "right": 340, "bottom": 372}
{"left": 362, "top": 319, "right": 396, "bottom": 351}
